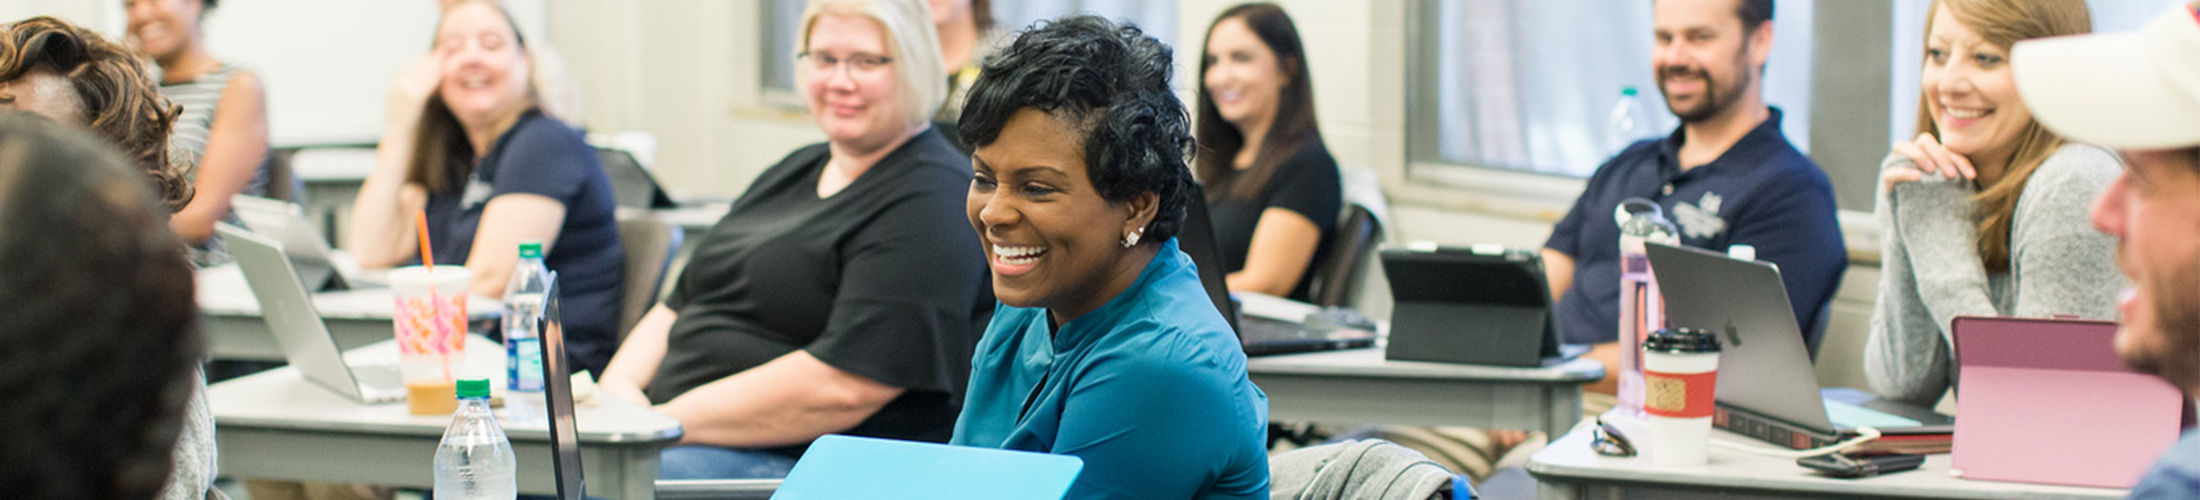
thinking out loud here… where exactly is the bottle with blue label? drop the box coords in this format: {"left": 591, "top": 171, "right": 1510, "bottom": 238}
{"left": 504, "top": 242, "right": 549, "bottom": 394}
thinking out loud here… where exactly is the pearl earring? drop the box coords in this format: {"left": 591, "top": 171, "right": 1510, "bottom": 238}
{"left": 1121, "top": 228, "right": 1143, "bottom": 248}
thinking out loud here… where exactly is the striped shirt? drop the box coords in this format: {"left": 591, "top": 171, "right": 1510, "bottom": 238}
{"left": 159, "top": 64, "right": 268, "bottom": 196}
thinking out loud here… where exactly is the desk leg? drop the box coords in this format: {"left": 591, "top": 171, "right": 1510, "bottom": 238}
{"left": 609, "top": 447, "right": 662, "bottom": 500}
{"left": 1536, "top": 479, "right": 1580, "bottom": 500}
{"left": 1543, "top": 384, "right": 1583, "bottom": 438}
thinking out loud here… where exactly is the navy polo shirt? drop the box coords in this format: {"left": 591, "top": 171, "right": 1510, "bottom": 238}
{"left": 1544, "top": 107, "right": 1846, "bottom": 348}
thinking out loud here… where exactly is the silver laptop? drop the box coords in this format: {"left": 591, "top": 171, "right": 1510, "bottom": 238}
{"left": 230, "top": 194, "right": 362, "bottom": 291}
{"left": 1646, "top": 242, "right": 1952, "bottom": 437}
{"left": 218, "top": 223, "right": 406, "bottom": 403}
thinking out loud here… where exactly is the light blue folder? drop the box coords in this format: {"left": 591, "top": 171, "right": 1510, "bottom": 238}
{"left": 772, "top": 435, "right": 1083, "bottom": 500}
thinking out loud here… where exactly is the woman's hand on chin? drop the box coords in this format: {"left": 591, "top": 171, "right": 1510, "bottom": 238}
{"left": 1886, "top": 132, "right": 1976, "bottom": 192}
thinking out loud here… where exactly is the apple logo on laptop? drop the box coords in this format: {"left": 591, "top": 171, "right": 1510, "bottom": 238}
{"left": 1723, "top": 320, "right": 1742, "bottom": 347}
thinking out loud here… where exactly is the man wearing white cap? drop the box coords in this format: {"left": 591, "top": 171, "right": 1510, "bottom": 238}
{"left": 2011, "top": 2, "right": 2200, "bottom": 496}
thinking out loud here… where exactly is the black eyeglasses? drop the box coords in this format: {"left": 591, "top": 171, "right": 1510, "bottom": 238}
{"left": 798, "top": 51, "right": 895, "bottom": 74}
{"left": 1589, "top": 416, "right": 1637, "bottom": 458}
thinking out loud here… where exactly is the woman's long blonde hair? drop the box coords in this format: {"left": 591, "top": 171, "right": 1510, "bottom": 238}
{"left": 1913, "top": 0, "right": 2088, "bottom": 274}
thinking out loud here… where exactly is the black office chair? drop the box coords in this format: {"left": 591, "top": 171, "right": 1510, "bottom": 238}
{"left": 1307, "top": 203, "right": 1383, "bottom": 308}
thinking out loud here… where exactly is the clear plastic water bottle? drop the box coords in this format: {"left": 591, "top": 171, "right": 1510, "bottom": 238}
{"left": 504, "top": 242, "right": 549, "bottom": 393}
{"left": 433, "top": 378, "right": 516, "bottom": 500}
{"left": 1608, "top": 87, "right": 1651, "bottom": 155}
{"left": 1614, "top": 198, "right": 1679, "bottom": 418}
{"left": 504, "top": 242, "right": 550, "bottom": 425}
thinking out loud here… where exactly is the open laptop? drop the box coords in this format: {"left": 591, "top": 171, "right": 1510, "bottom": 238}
{"left": 1380, "top": 244, "right": 1583, "bottom": 367}
{"left": 773, "top": 435, "right": 1082, "bottom": 499}
{"left": 598, "top": 147, "right": 679, "bottom": 209}
{"left": 230, "top": 194, "right": 362, "bottom": 291}
{"left": 535, "top": 276, "right": 588, "bottom": 500}
{"left": 218, "top": 223, "right": 406, "bottom": 403}
{"left": 1646, "top": 242, "right": 1952, "bottom": 439}
{"left": 1177, "top": 188, "right": 1377, "bottom": 356}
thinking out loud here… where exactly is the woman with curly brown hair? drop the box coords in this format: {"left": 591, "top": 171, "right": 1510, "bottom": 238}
{"left": 0, "top": 16, "right": 190, "bottom": 212}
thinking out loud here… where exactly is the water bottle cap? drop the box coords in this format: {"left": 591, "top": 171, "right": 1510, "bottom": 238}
{"left": 1622, "top": 86, "right": 1638, "bottom": 96}
{"left": 518, "top": 241, "right": 543, "bottom": 259}
{"left": 457, "top": 378, "right": 491, "bottom": 398}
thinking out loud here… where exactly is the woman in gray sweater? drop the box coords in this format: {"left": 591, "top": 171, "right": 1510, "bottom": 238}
{"left": 1864, "top": 0, "right": 2122, "bottom": 407}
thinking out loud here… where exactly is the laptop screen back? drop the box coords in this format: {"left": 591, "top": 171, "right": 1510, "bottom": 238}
{"left": 774, "top": 435, "right": 1081, "bottom": 499}
{"left": 229, "top": 195, "right": 347, "bottom": 291}
{"left": 537, "top": 275, "right": 586, "bottom": 500}
{"left": 215, "top": 224, "right": 368, "bottom": 401}
{"left": 1173, "top": 184, "right": 1239, "bottom": 334}
{"left": 1644, "top": 242, "right": 1834, "bottom": 432}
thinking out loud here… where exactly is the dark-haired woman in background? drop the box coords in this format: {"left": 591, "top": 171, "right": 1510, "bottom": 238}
{"left": 953, "top": 15, "right": 1269, "bottom": 500}
{"left": 1197, "top": 2, "right": 1339, "bottom": 300}
{"left": 348, "top": 0, "right": 624, "bottom": 375}
{"left": 0, "top": 113, "right": 203, "bottom": 500}
{"left": 125, "top": 0, "right": 273, "bottom": 252}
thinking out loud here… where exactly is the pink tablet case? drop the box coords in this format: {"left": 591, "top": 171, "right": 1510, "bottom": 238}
{"left": 1950, "top": 316, "right": 2185, "bottom": 488}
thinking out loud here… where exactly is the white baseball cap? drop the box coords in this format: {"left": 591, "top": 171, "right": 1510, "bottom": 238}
{"left": 2013, "top": 3, "right": 2200, "bottom": 150}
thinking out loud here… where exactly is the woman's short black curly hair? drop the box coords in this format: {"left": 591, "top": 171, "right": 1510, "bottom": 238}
{"left": 0, "top": 113, "right": 200, "bottom": 500}
{"left": 956, "top": 14, "right": 1196, "bottom": 244}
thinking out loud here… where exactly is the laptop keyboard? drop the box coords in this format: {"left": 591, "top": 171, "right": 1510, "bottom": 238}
{"left": 351, "top": 364, "right": 406, "bottom": 390}
{"left": 1241, "top": 317, "right": 1332, "bottom": 341}
{"left": 1825, "top": 399, "right": 1923, "bottom": 428}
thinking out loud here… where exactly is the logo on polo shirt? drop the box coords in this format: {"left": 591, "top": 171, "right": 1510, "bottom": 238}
{"left": 1673, "top": 191, "right": 1727, "bottom": 239}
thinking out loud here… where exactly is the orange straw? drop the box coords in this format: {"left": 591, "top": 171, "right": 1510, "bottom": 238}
{"left": 412, "top": 210, "right": 451, "bottom": 380}
{"left": 415, "top": 210, "right": 435, "bottom": 270}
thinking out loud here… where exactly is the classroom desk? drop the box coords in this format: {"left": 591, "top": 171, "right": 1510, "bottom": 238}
{"left": 1246, "top": 348, "right": 1604, "bottom": 437}
{"left": 209, "top": 335, "right": 684, "bottom": 500}
{"left": 1528, "top": 423, "right": 2128, "bottom": 500}
{"left": 196, "top": 263, "right": 500, "bottom": 362}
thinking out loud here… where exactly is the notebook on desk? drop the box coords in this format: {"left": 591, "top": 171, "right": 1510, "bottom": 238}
{"left": 1645, "top": 242, "right": 1953, "bottom": 450}
{"left": 1176, "top": 188, "right": 1377, "bottom": 356}
{"left": 774, "top": 435, "right": 1082, "bottom": 499}
{"left": 218, "top": 223, "right": 406, "bottom": 403}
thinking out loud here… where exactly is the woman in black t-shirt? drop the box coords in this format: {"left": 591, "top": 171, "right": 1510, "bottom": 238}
{"left": 1195, "top": 3, "right": 1341, "bottom": 302}
{"left": 597, "top": 0, "right": 988, "bottom": 480}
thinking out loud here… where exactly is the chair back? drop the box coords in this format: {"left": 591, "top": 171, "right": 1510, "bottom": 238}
{"left": 617, "top": 217, "right": 682, "bottom": 339}
{"left": 1308, "top": 204, "right": 1382, "bottom": 307}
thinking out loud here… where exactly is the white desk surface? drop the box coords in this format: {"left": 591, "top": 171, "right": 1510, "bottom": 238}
{"left": 1248, "top": 346, "right": 1605, "bottom": 382}
{"left": 196, "top": 262, "right": 501, "bottom": 320}
{"left": 1529, "top": 423, "right": 2127, "bottom": 500}
{"left": 210, "top": 335, "right": 683, "bottom": 499}
{"left": 1247, "top": 347, "right": 1602, "bottom": 437}
{"left": 291, "top": 147, "right": 378, "bottom": 182}
{"left": 618, "top": 203, "right": 729, "bottom": 232}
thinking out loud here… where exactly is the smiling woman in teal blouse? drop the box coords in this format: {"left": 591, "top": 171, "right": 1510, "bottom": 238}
{"left": 949, "top": 15, "right": 1270, "bottom": 500}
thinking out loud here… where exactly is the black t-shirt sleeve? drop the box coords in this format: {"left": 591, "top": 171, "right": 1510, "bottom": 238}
{"left": 487, "top": 119, "right": 594, "bottom": 203}
{"left": 801, "top": 175, "right": 987, "bottom": 393}
{"left": 1265, "top": 148, "right": 1342, "bottom": 231}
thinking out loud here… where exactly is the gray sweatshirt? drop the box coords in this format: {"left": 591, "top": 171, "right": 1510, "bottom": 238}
{"left": 158, "top": 370, "right": 216, "bottom": 500}
{"left": 1864, "top": 144, "right": 2125, "bottom": 406}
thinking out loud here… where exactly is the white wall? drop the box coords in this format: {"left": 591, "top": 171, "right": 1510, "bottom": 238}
{"left": 0, "top": 0, "right": 548, "bottom": 147}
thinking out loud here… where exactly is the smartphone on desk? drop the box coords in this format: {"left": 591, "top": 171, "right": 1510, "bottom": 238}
{"left": 1797, "top": 452, "right": 1925, "bottom": 478}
